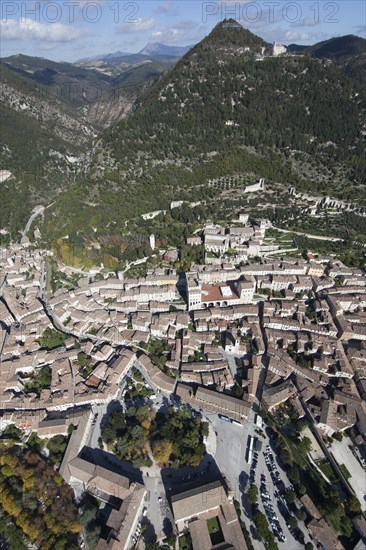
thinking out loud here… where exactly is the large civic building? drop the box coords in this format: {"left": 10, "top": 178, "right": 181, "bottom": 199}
{"left": 171, "top": 480, "right": 247, "bottom": 550}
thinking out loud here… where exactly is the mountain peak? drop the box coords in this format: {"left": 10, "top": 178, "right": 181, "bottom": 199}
{"left": 219, "top": 18, "right": 243, "bottom": 29}
{"left": 194, "top": 19, "right": 267, "bottom": 52}
{"left": 138, "top": 42, "right": 192, "bottom": 59}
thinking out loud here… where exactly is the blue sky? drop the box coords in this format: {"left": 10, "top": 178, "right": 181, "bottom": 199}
{"left": 0, "top": 0, "right": 365, "bottom": 61}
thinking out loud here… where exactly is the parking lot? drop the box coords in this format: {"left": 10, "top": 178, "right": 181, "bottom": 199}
{"left": 249, "top": 442, "right": 312, "bottom": 549}
{"left": 206, "top": 409, "right": 251, "bottom": 494}
{"left": 259, "top": 447, "right": 288, "bottom": 544}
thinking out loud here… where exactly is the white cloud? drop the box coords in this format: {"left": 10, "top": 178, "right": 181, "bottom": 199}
{"left": 1, "top": 18, "right": 87, "bottom": 42}
{"left": 283, "top": 30, "right": 317, "bottom": 42}
{"left": 117, "top": 18, "right": 157, "bottom": 34}
{"left": 264, "top": 29, "right": 328, "bottom": 44}
{"left": 294, "top": 17, "right": 321, "bottom": 28}
{"left": 155, "top": 1, "right": 178, "bottom": 15}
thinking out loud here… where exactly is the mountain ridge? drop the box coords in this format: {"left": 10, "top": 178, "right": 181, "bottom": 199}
{"left": 1, "top": 20, "right": 365, "bottom": 257}
{"left": 76, "top": 42, "right": 192, "bottom": 64}
{"left": 306, "top": 34, "right": 366, "bottom": 61}
{"left": 36, "top": 20, "right": 366, "bottom": 266}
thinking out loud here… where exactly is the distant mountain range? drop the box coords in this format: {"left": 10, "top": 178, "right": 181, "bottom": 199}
{"left": 0, "top": 51, "right": 168, "bottom": 238}
{"left": 77, "top": 42, "right": 192, "bottom": 64}
{"left": 288, "top": 34, "right": 366, "bottom": 84}
{"left": 139, "top": 42, "right": 192, "bottom": 59}
{"left": 289, "top": 34, "right": 365, "bottom": 60}
{"left": 0, "top": 52, "right": 167, "bottom": 123}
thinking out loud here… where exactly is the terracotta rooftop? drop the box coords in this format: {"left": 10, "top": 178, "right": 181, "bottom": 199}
{"left": 201, "top": 283, "right": 239, "bottom": 303}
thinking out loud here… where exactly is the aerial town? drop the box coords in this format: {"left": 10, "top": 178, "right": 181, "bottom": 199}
{"left": 0, "top": 209, "right": 365, "bottom": 550}
{"left": 1, "top": 5, "right": 366, "bottom": 548}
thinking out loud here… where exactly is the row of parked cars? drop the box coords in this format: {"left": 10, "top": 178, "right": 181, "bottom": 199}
{"left": 249, "top": 450, "right": 259, "bottom": 484}
{"left": 260, "top": 477, "right": 286, "bottom": 543}
{"left": 264, "top": 446, "right": 281, "bottom": 485}
{"left": 131, "top": 521, "right": 142, "bottom": 546}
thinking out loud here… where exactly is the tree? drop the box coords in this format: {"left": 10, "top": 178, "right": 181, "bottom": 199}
{"left": 151, "top": 440, "right": 173, "bottom": 465}
{"left": 0, "top": 441, "right": 80, "bottom": 546}
{"left": 253, "top": 511, "right": 269, "bottom": 536}
{"left": 279, "top": 447, "right": 292, "bottom": 466}
{"left": 287, "top": 516, "right": 298, "bottom": 529}
{"left": 248, "top": 484, "right": 259, "bottom": 505}
{"left": 1, "top": 464, "right": 13, "bottom": 478}
{"left": 165, "top": 532, "right": 177, "bottom": 547}
{"left": 201, "top": 422, "right": 209, "bottom": 438}
{"left": 288, "top": 467, "right": 300, "bottom": 485}
{"left": 294, "top": 418, "right": 307, "bottom": 432}
{"left": 135, "top": 405, "right": 152, "bottom": 423}
{"left": 23, "top": 366, "right": 52, "bottom": 396}
{"left": 295, "top": 508, "right": 307, "bottom": 521}
{"left": 102, "top": 399, "right": 207, "bottom": 468}
{"left": 37, "top": 328, "right": 65, "bottom": 350}
{"left": 141, "top": 418, "right": 152, "bottom": 431}
{"left": 298, "top": 436, "right": 312, "bottom": 454}
{"left": 0, "top": 454, "right": 19, "bottom": 469}
{"left": 346, "top": 495, "right": 361, "bottom": 515}
{"left": 253, "top": 511, "right": 278, "bottom": 550}
{"left": 285, "top": 489, "right": 296, "bottom": 505}
{"left": 0, "top": 424, "right": 23, "bottom": 441}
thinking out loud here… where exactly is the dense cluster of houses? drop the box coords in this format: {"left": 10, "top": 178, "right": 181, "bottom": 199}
{"left": 202, "top": 219, "right": 269, "bottom": 263}
{"left": 1, "top": 234, "right": 366, "bottom": 549}
{"left": 1, "top": 242, "right": 366, "bottom": 445}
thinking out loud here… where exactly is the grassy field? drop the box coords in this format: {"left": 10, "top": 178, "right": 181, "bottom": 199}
{"left": 207, "top": 516, "right": 224, "bottom": 545}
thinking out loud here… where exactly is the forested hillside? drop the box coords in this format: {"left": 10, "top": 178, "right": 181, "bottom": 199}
{"left": 1, "top": 20, "right": 365, "bottom": 261}
{"left": 40, "top": 20, "right": 366, "bottom": 263}
{"left": 304, "top": 35, "right": 366, "bottom": 85}
{"left": 0, "top": 53, "right": 166, "bottom": 242}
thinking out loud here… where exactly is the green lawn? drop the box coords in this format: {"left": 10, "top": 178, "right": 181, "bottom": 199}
{"left": 207, "top": 516, "right": 220, "bottom": 534}
{"left": 207, "top": 516, "right": 224, "bottom": 545}
{"left": 316, "top": 459, "right": 337, "bottom": 482}
{"left": 339, "top": 463, "right": 351, "bottom": 480}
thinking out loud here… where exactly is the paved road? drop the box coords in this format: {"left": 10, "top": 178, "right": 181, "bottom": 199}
{"left": 142, "top": 474, "right": 174, "bottom": 541}
{"left": 38, "top": 256, "right": 47, "bottom": 300}
{"left": 204, "top": 409, "right": 261, "bottom": 544}
{"left": 273, "top": 226, "right": 343, "bottom": 242}
{"left": 22, "top": 205, "right": 45, "bottom": 238}
{"left": 330, "top": 437, "right": 366, "bottom": 511}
